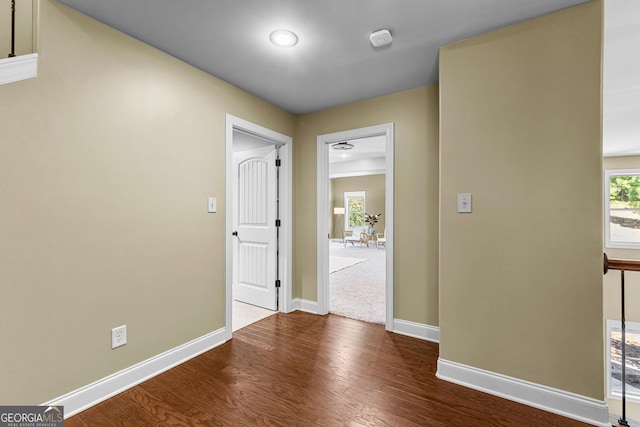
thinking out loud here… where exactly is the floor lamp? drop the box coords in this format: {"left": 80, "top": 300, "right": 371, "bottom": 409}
{"left": 333, "top": 207, "right": 345, "bottom": 243}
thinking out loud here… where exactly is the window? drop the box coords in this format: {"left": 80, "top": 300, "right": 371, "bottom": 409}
{"left": 344, "top": 191, "right": 365, "bottom": 230}
{"left": 607, "top": 320, "right": 640, "bottom": 402}
{"left": 606, "top": 170, "right": 640, "bottom": 249}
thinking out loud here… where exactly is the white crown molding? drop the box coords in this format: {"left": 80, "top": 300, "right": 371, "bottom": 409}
{"left": 436, "top": 358, "right": 610, "bottom": 427}
{"left": 393, "top": 319, "right": 440, "bottom": 343}
{"left": 329, "top": 169, "right": 385, "bottom": 179}
{"left": 42, "top": 327, "right": 227, "bottom": 418}
{"left": 0, "top": 53, "right": 38, "bottom": 86}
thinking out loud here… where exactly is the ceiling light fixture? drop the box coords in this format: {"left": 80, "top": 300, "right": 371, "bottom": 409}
{"left": 332, "top": 142, "right": 354, "bottom": 150}
{"left": 269, "top": 29, "right": 298, "bottom": 48}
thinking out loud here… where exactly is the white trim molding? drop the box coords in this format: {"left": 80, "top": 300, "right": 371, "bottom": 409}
{"left": 604, "top": 168, "right": 640, "bottom": 249}
{"left": 291, "top": 298, "right": 319, "bottom": 314}
{"left": 0, "top": 53, "right": 38, "bottom": 86}
{"left": 606, "top": 318, "right": 640, "bottom": 402}
{"left": 393, "top": 319, "right": 439, "bottom": 343}
{"left": 329, "top": 170, "right": 385, "bottom": 179}
{"left": 436, "top": 358, "right": 610, "bottom": 427}
{"left": 43, "top": 328, "right": 227, "bottom": 418}
{"left": 225, "top": 114, "right": 293, "bottom": 341}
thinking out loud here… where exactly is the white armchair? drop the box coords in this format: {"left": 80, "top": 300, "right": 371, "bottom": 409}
{"left": 343, "top": 226, "right": 368, "bottom": 247}
{"left": 376, "top": 228, "right": 386, "bottom": 249}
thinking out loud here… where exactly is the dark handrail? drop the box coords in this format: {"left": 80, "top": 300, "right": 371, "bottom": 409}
{"left": 603, "top": 253, "right": 640, "bottom": 274}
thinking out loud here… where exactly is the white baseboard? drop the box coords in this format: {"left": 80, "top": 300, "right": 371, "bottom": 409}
{"left": 42, "top": 327, "right": 227, "bottom": 418}
{"left": 0, "top": 53, "right": 38, "bottom": 85}
{"left": 436, "top": 358, "right": 609, "bottom": 427}
{"left": 291, "top": 298, "right": 319, "bottom": 314}
{"left": 393, "top": 319, "right": 439, "bottom": 342}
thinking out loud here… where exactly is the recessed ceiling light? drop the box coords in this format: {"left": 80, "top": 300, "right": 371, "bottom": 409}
{"left": 269, "top": 29, "right": 298, "bottom": 48}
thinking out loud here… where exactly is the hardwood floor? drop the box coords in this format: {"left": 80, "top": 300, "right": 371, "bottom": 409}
{"left": 66, "top": 312, "right": 590, "bottom": 426}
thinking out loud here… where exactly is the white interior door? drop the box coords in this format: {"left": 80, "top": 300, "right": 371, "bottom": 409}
{"left": 232, "top": 145, "right": 278, "bottom": 310}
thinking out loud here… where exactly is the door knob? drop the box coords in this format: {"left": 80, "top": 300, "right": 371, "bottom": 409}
{"left": 232, "top": 231, "right": 238, "bottom": 236}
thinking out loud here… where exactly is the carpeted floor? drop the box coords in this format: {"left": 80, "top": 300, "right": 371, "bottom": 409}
{"left": 329, "top": 240, "right": 386, "bottom": 324}
{"left": 329, "top": 255, "right": 367, "bottom": 273}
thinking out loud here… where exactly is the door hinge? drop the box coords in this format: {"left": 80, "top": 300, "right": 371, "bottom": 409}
{"left": 275, "top": 219, "right": 281, "bottom": 227}
{"left": 275, "top": 279, "right": 281, "bottom": 288}
{"left": 275, "top": 158, "right": 281, "bottom": 167}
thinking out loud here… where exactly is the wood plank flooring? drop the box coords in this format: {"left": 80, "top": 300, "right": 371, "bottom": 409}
{"left": 66, "top": 312, "right": 590, "bottom": 426}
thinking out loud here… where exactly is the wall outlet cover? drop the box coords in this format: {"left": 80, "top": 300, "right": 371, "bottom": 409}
{"left": 111, "top": 325, "right": 127, "bottom": 349}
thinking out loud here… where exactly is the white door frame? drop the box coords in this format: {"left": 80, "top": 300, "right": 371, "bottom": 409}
{"left": 225, "top": 114, "right": 293, "bottom": 341}
{"left": 317, "top": 123, "right": 394, "bottom": 330}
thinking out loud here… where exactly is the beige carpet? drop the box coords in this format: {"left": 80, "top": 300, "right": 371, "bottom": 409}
{"left": 329, "top": 242, "right": 385, "bottom": 324}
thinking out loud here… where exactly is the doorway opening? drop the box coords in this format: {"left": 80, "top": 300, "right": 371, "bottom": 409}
{"left": 317, "top": 123, "right": 394, "bottom": 330}
{"left": 328, "top": 138, "right": 387, "bottom": 324}
{"left": 225, "top": 115, "right": 292, "bottom": 340}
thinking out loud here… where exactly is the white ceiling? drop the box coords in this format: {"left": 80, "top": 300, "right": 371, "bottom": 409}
{"left": 328, "top": 136, "right": 386, "bottom": 164}
{"left": 328, "top": 136, "right": 387, "bottom": 178}
{"left": 604, "top": 0, "right": 640, "bottom": 157}
{"left": 56, "top": 0, "right": 639, "bottom": 157}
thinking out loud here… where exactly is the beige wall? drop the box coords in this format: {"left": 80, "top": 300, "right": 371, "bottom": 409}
{"left": 0, "top": 0, "right": 294, "bottom": 404}
{"left": 330, "top": 174, "right": 386, "bottom": 238}
{"left": 0, "top": 0, "right": 34, "bottom": 56}
{"left": 294, "top": 85, "right": 440, "bottom": 325}
{"left": 439, "top": 0, "right": 604, "bottom": 400}
{"left": 603, "top": 155, "right": 640, "bottom": 416}
{"left": 1, "top": 0, "right": 610, "bottom": 412}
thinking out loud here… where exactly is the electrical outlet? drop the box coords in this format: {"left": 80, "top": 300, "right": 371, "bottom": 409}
{"left": 111, "top": 325, "right": 127, "bottom": 349}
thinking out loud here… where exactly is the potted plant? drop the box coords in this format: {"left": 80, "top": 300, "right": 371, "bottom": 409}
{"left": 364, "top": 213, "right": 382, "bottom": 235}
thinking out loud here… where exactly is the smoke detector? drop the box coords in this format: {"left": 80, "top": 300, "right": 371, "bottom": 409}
{"left": 369, "top": 29, "right": 392, "bottom": 48}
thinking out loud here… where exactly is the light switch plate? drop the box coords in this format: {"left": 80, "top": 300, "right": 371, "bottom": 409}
{"left": 208, "top": 197, "right": 217, "bottom": 213}
{"left": 457, "top": 194, "right": 472, "bottom": 213}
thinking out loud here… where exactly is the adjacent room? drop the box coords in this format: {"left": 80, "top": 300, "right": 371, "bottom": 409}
{"left": 327, "top": 135, "right": 387, "bottom": 325}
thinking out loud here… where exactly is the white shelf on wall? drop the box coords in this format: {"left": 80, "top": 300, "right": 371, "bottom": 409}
{"left": 0, "top": 53, "right": 38, "bottom": 86}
